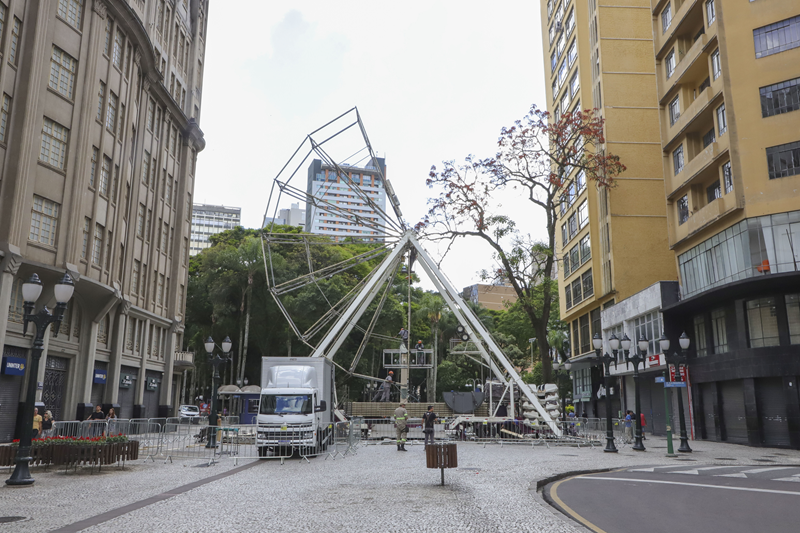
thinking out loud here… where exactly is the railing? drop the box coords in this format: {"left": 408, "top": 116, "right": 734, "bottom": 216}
{"left": 382, "top": 349, "right": 433, "bottom": 368}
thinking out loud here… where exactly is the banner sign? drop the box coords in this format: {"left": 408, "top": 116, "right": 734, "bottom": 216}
{"left": 655, "top": 376, "right": 665, "bottom": 383}
{"left": 2, "top": 356, "right": 26, "bottom": 376}
{"left": 664, "top": 382, "right": 687, "bottom": 388}
{"left": 146, "top": 377, "right": 158, "bottom": 391}
{"left": 648, "top": 354, "right": 662, "bottom": 366}
{"left": 119, "top": 374, "right": 133, "bottom": 388}
{"left": 93, "top": 369, "right": 107, "bottom": 384}
{"left": 669, "top": 364, "right": 688, "bottom": 382}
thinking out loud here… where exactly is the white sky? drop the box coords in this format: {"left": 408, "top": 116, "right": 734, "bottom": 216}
{"left": 194, "top": 1, "right": 548, "bottom": 290}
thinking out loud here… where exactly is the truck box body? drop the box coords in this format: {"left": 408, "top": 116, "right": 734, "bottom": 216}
{"left": 256, "top": 357, "right": 335, "bottom": 452}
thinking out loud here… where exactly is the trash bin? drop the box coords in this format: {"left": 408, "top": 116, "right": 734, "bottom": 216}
{"left": 426, "top": 442, "right": 458, "bottom": 485}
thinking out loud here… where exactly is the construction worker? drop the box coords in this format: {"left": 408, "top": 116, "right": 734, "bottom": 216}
{"left": 394, "top": 402, "right": 409, "bottom": 451}
{"left": 374, "top": 371, "right": 393, "bottom": 402}
{"left": 397, "top": 327, "right": 409, "bottom": 350}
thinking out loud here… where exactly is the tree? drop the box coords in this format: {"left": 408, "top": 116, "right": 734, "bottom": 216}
{"left": 419, "top": 106, "right": 626, "bottom": 382}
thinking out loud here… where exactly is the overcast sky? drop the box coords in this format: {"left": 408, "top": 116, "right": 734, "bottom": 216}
{"left": 195, "top": 1, "right": 547, "bottom": 290}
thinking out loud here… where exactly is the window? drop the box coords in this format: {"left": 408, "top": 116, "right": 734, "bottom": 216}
{"left": 634, "top": 311, "right": 662, "bottom": 355}
{"left": 561, "top": 223, "right": 568, "bottom": 245}
{"left": 157, "top": 274, "right": 165, "bottom": 305}
{"left": 40, "top": 118, "right": 69, "bottom": 170}
{"left": 0, "top": 4, "right": 5, "bottom": 47}
{"left": 160, "top": 222, "right": 168, "bottom": 251}
{"left": 582, "top": 269, "right": 593, "bottom": 298}
{"left": 665, "top": 50, "right": 675, "bottom": 79}
{"left": 673, "top": 144, "right": 684, "bottom": 175}
{"left": 99, "top": 155, "right": 110, "bottom": 196}
{"left": 136, "top": 204, "right": 145, "bottom": 238}
{"left": 105, "top": 230, "right": 112, "bottom": 270}
{"left": 694, "top": 315, "right": 708, "bottom": 357}
{"left": 97, "top": 81, "right": 105, "bottom": 121}
{"left": 0, "top": 94, "right": 10, "bottom": 143}
{"left": 106, "top": 91, "right": 118, "bottom": 132}
{"left": 711, "top": 48, "right": 721, "bottom": 80}
{"left": 563, "top": 252, "right": 571, "bottom": 280}
{"left": 568, "top": 212, "right": 577, "bottom": 238}
{"left": 552, "top": 80, "right": 558, "bottom": 102}
{"left": 662, "top": 3, "right": 672, "bottom": 34}
{"left": 49, "top": 46, "right": 77, "bottom": 100}
{"left": 81, "top": 218, "right": 90, "bottom": 259}
{"left": 677, "top": 194, "right": 689, "bottom": 225}
{"left": 669, "top": 95, "right": 680, "bottom": 126}
{"left": 551, "top": 52, "right": 557, "bottom": 72}
{"left": 710, "top": 307, "right": 728, "bottom": 353}
{"left": 142, "top": 151, "right": 150, "bottom": 185}
{"left": 787, "top": 294, "right": 800, "bottom": 344}
{"left": 557, "top": 32, "right": 566, "bottom": 58}
{"left": 580, "top": 234, "right": 591, "bottom": 263}
{"left": 558, "top": 61, "right": 568, "bottom": 87}
{"left": 565, "top": 8, "right": 575, "bottom": 34}
{"left": 89, "top": 146, "right": 98, "bottom": 188}
{"left": 166, "top": 177, "right": 173, "bottom": 204}
{"left": 29, "top": 196, "right": 59, "bottom": 246}
{"left": 170, "top": 126, "right": 177, "bottom": 155}
{"left": 760, "top": 77, "right": 800, "bottom": 117}
{"left": 706, "top": 180, "right": 721, "bottom": 203}
{"left": 746, "top": 297, "right": 780, "bottom": 347}
{"left": 570, "top": 71, "right": 579, "bottom": 98}
{"left": 572, "top": 279, "right": 582, "bottom": 307}
{"left": 118, "top": 103, "right": 125, "bottom": 137}
{"left": 766, "top": 141, "right": 800, "bottom": 180}
{"left": 723, "top": 161, "right": 733, "bottom": 193}
{"left": 146, "top": 99, "right": 155, "bottom": 131}
{"left": 561, "top": 94, "right": 570, "bottom": 114}
{"left": 716, "top": 103, "right": 727, "bottom": 135}
{"left": 576, "top": 170, "right": 586, "bottom": 192}
{"left": 568, "top": 41, "right": 577, "bottom": 66}
{"left": 753, "top": 15, "right": 800, "bottom": 59}
{"left": 580, "top": 314, "right": 590, "bottom": 354}
{"left": 570, "top": 245, "right": 579, "bottom": 273}
{"left": 91, "top": 223, "right": 103, "bottom": 264}
{"left": 703, "top": 128, "right": 716, "bottom": 148}
{"left": 132, "top": 260, "right": 140, "bottom": 294}
{"left": 578, "top": 201, "right": 588, "bottom": 228}
{"left": 9, "top": 17, "right": 20, "bottom": 65}
{"left": 58, "top": 0, "right": 83, "bottom": 30}
{"left": 103, "top": 17, "right": 112, "bottom": 56}
{"left": 705, "top": 0, "right": 715, "bottom": 25}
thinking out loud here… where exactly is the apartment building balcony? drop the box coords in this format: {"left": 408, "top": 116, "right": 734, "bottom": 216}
{"left": 667, "top": 132, "right": 730, "bottom": 199}
{"left": 174, "top": 351, "right": 195, "bottom": 369}
{"left": 659, "top": 32, "right": 714, "bottom": 102}
{"left": 663, "top": 74, "right": 723, "bottom": 149}
{"left": 672, "top": 187, "right": 737, "bottom": 246}
{"left": 653, "top": 0, "right": 700, "bottom": 57}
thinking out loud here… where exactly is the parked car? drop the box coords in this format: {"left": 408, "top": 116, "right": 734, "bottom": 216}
{"left": 179, "top": 405, "right": 200, "bottom": 419}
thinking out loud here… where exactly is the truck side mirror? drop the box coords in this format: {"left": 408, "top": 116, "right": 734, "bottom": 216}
{"left": 315, "top": 400, "right": 327, "bottom": 412}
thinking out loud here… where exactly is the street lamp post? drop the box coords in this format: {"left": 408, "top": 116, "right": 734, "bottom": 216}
{"left": 204, "top": 336, "right": 232, "bottom": 449}
{"left": 552, "top": 351, "right": 572, "bottom": 423}
{"left": 661, "top": 332, "right": 692, "bottom": 453}
{"left": 623, "top": 334, "right": 648, "bottom": 452}
{"left": 6, "top": 273, "right": 74, "bottom": 486}
{"left": 592, "top": 333, "right": 618, "bottom": 453}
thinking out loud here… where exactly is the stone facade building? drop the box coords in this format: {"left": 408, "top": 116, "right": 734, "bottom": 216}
{"left": 0, "top": 0, "right": 208, "bottom": 441}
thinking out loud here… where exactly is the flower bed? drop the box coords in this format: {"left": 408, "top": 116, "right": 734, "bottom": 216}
{"left": 0, "top": 435, "right": 139, "bottom": 467}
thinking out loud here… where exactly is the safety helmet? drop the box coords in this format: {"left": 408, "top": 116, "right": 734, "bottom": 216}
{"left": 388, "top": 371, "right": 394, "bottom": 375}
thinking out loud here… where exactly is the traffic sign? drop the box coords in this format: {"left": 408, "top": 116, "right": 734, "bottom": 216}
{"left": 664, "top": 382, "right": 687, "bottom": 388}
{"left": 655, "top": 376, "right": 665, "bottom": 383}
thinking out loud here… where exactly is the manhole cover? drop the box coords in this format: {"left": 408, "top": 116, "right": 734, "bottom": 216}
{"left": 0, "top": 517, "right": 27, "bottom": 524}
{"left": 715, "top": 458, "right": 736, "bottom": 461}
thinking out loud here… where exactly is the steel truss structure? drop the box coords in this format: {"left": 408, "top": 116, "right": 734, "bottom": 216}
{"left": 261, "top": 109, "right": 560, "bottom": 435}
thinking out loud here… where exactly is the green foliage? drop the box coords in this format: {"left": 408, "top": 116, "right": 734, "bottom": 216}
{"left": 521, "top": 362, "right": 543, "bottom": 385}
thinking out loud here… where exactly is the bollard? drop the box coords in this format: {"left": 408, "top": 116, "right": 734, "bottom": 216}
{"left": 425, "top": 442, "right": 457, "bottom": 485}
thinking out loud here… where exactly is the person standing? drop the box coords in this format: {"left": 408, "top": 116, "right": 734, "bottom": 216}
{"left": 32, "top": 407, "right": 42, "bottom": 439}
{"left": 624, "top": 410, "right": 633, "bottom": 443}
{"left": 87, "top": 404, "right": 105, "bottom": 437}
{"left": 422, "top": 405, "right": 437, "bottom": 448}
{"left": 375, "top": 371, "right": 393, "bottom": 402}
{"left": 394, "top": 402, "right": 409, "bottom": 451}
{"left": 398, "top": 327, "right": 409, "bottom": 350}
{"left": 639, "top": 412, "right": 647, "bottom": 440}
{"left": 41, "top": 411, "right": 54, "bottom": 438}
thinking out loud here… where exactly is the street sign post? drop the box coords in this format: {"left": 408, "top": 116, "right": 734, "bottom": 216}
{"left": 655, "top": 376, "right": 665, "bottom": 383}
{"left": 664, "top": 382, "right": 687, "bottom": 388}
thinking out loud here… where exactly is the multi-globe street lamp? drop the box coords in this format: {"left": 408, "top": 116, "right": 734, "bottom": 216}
{"left": 660, "top": 332, "right": 692, "bottom": 453}
{"left": 203, "top": 336, "right": 232, "bottom": 449}
{"left": 622, "top": 333, "right": 648, "bottom": 452}
{"left": 591, "top": 333, "right": 618, "bottom": 453}
{"left": 6, "top": 273, "right": 75, "bottom": 486}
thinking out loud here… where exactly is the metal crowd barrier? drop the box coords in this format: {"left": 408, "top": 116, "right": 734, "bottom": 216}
{"left": 358, "top": 417, "right": 448, "bottom": 444}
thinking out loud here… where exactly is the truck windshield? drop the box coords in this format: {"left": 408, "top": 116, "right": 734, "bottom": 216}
{"left": 260, "top": 394, "right": 312, "bottom": 415}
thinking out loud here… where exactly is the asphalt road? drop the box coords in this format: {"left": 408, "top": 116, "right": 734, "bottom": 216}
{"left": 545, "top": 464, "right": 800, "bottom": 533}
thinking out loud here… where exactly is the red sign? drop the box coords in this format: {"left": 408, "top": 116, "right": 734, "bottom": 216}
{"left": 648, "top": 354, "right": 662, "bottom": 366}
{"left": 669, "top": 365, "right": 688, "bottom": 382}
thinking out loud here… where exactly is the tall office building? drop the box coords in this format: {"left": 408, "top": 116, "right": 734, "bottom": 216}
{"left": 653, "top": 1, "right": 800, "bottom": 448}
{"left": 265, "top": 202, "right": 305, "bottom": 229}
{"left": 306, "top": 158, "right": 388, "bottom": 242}
{"left": 189, "top": 203, "right": 241, "bottom": 256}
{"left": 0, "top": 0, "right": 209, "bottom": 440}
{"left": 540, "top": 0, "right": 676, "bottom": 416}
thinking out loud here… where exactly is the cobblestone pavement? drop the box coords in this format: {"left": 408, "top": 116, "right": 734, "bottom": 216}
{"left": 2, "top": 437, "right": 800, "bottom": 532}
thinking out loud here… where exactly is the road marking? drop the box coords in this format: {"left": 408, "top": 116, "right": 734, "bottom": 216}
{"left": 672, "top": 466, "right": 733, "bottom": 475}
{"left": 581, "top": 476, "right": 800, "bottom": 496}
{"left": 629, "top": 466, "right": 680, "bottom": 472}
{"left": 716, "top": 467, "right": 795, "bottom": 478}
{"left": 774, "top": 475, "right": 800, "bottom": 483}
{"left": 550, "top": 477, "right": 610, "bottom": 533}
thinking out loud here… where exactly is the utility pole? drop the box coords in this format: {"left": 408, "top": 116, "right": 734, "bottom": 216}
{"left": 401, "top": 252, "right": 411, "bottom": 402}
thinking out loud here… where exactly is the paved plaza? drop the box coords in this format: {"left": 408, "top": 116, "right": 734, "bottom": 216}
{"left": 1, "top": 437, "right": 800, "bottom": 533}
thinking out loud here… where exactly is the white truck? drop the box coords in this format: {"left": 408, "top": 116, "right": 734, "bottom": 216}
{"left": 256, "top": 357, "right": 335, "bottom": 456}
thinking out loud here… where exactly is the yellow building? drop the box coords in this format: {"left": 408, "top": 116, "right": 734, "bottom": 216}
{"left": 654, "top": 0, "right": 800, "bottom": 448}
{"left": 540, "top": 0, "right": 676, "bottom": 395}
{"left": 462, "top": 284, "right": 518, "bottom": 312}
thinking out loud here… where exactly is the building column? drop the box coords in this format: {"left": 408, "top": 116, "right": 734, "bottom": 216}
{"left": 785, "top": 375, "right": 800, "bottom": 450}
{"left": 0, "top": 245, "right": 22, "bottom": 351}
{"left": 742, "top": 378, "right": 761, "bottom": 446}
{"left": 106, "top": 300, "right": 130, "bottom": 405}
{"left": 134, "top": 319, "right": 150, "bottom": 417}
{"left": 159, "top": 319, "right": 182, "bottom": 417}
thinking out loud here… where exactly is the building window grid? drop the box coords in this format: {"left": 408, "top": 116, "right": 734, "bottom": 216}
{"left": 40, "top": 118, "right": 69, "bottom": 170}
{"left": 673, "top": 144, "right": 684, "bottom": 175}
{"left": 677, "top": 194, "right": 689, "bottom": 225}
{"left": 106, "top": 91, "right": 118, "bottom": 132}
{"left": 665, "top": 50, "right": 675, "bottom": 79}
{"left": 746, "top": 297, "right": 781, "bottom": 348}
{"left": 711, "top": 48, "right": 721, "bottom": 80}
{"left": 99, "top": 156, "right": 110, "bottom": 196}
{"left": 92, "top": 223, "right": 103, "bottom": 264}
{"left": 669, "top": 95, "right": 680, "bottom": 126}
{"left": 634, "top": 312, "right": 662, "bottom": 356}
{"left": 49, "top": 46, "right": 77, "bottom": 100}
{"left": 753, "top": 15, "right": 800, "bottom": 59}
{"left": 662, "top": 3, "right": 672, "bottom": 34}
{"left": 97, "top": 81, "right": 105, "bottom": 121}
{"left": 694, "top": 315, "right": 708, "bottom": 357}
{"left": 705, "top": 0, "right": 715, "bottom": 25}
{"left": 711, "top": 307, "right": 728, "bottom": 353}
{"left": 716, "top": 103, "right": 727, "bottom": 135}
{"left": 0, "top": 94, "right": 10, "bottom": 143}
{"left": 760, "top": 77, "right": 800, "bottom": 117}
{"left": 103, "top": 17, "right": 112, "bottom": 56}
{"left": 723, "top": 161, "right": 733, "bottom": 194}
{"left": 767, "top": 141, "right": 800, "bottom": 180}
{"left": 703, "top": 128, "right": 716, "bottom": 148}
{"left": 786, "top": 294, "right": 800, "bottom": 345}
{"left": 29, "top": 196, "right": 59, "bottom": 246}
{"left": 9, "top": 17, "right": 20, "bottom": 65}
{"left": 81, "top": 218, "right": 90, "bottom": 259}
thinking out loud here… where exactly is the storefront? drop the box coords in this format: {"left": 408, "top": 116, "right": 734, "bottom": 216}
{"left": 0, "top": 346, "right": 26, "bottom": 442}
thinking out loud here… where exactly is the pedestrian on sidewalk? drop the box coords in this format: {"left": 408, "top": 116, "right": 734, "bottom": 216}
{"left": 32, "top": 407, "right": 42, "bottom": 439}
{"left": 624, "top": 411, "right": 633, "bottom": 443}
{"left": 394, "top": 402, "right": 409, "bottom": 451}
{"left": 41, "top": 410, "right": 54, "bottom": 438}
{"left": 640, "top": 412, "right": 647, "bottom": 439}
{"left": 422, "top": 405, "right": 437, "bottom": 448}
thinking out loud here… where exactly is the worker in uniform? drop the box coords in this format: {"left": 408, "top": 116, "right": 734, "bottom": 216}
{"left": 394, "top": 402, "right": 409, "bottom": 451}
{"left": 380, "top": 371, "right": 393, "bottom": 402}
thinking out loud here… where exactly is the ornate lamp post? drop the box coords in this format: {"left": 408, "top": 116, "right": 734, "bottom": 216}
{"left": 6, "top": 273, "right": 74, "bottom": 486}
{"left": 204, "top": 336, "right": 232, "bottom": 449}
{"left": 660, "top": 332, "right": 692, "bottom": 453}
{"left": 623, "top": 333, "right": 648, "bottom": 452}
{"left": 592, "top": 333, "right": 618, "bottom": 453}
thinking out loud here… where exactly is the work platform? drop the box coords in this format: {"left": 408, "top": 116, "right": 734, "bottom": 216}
{"left": 382, "top": 348, "right": 433, "bottom": 368}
